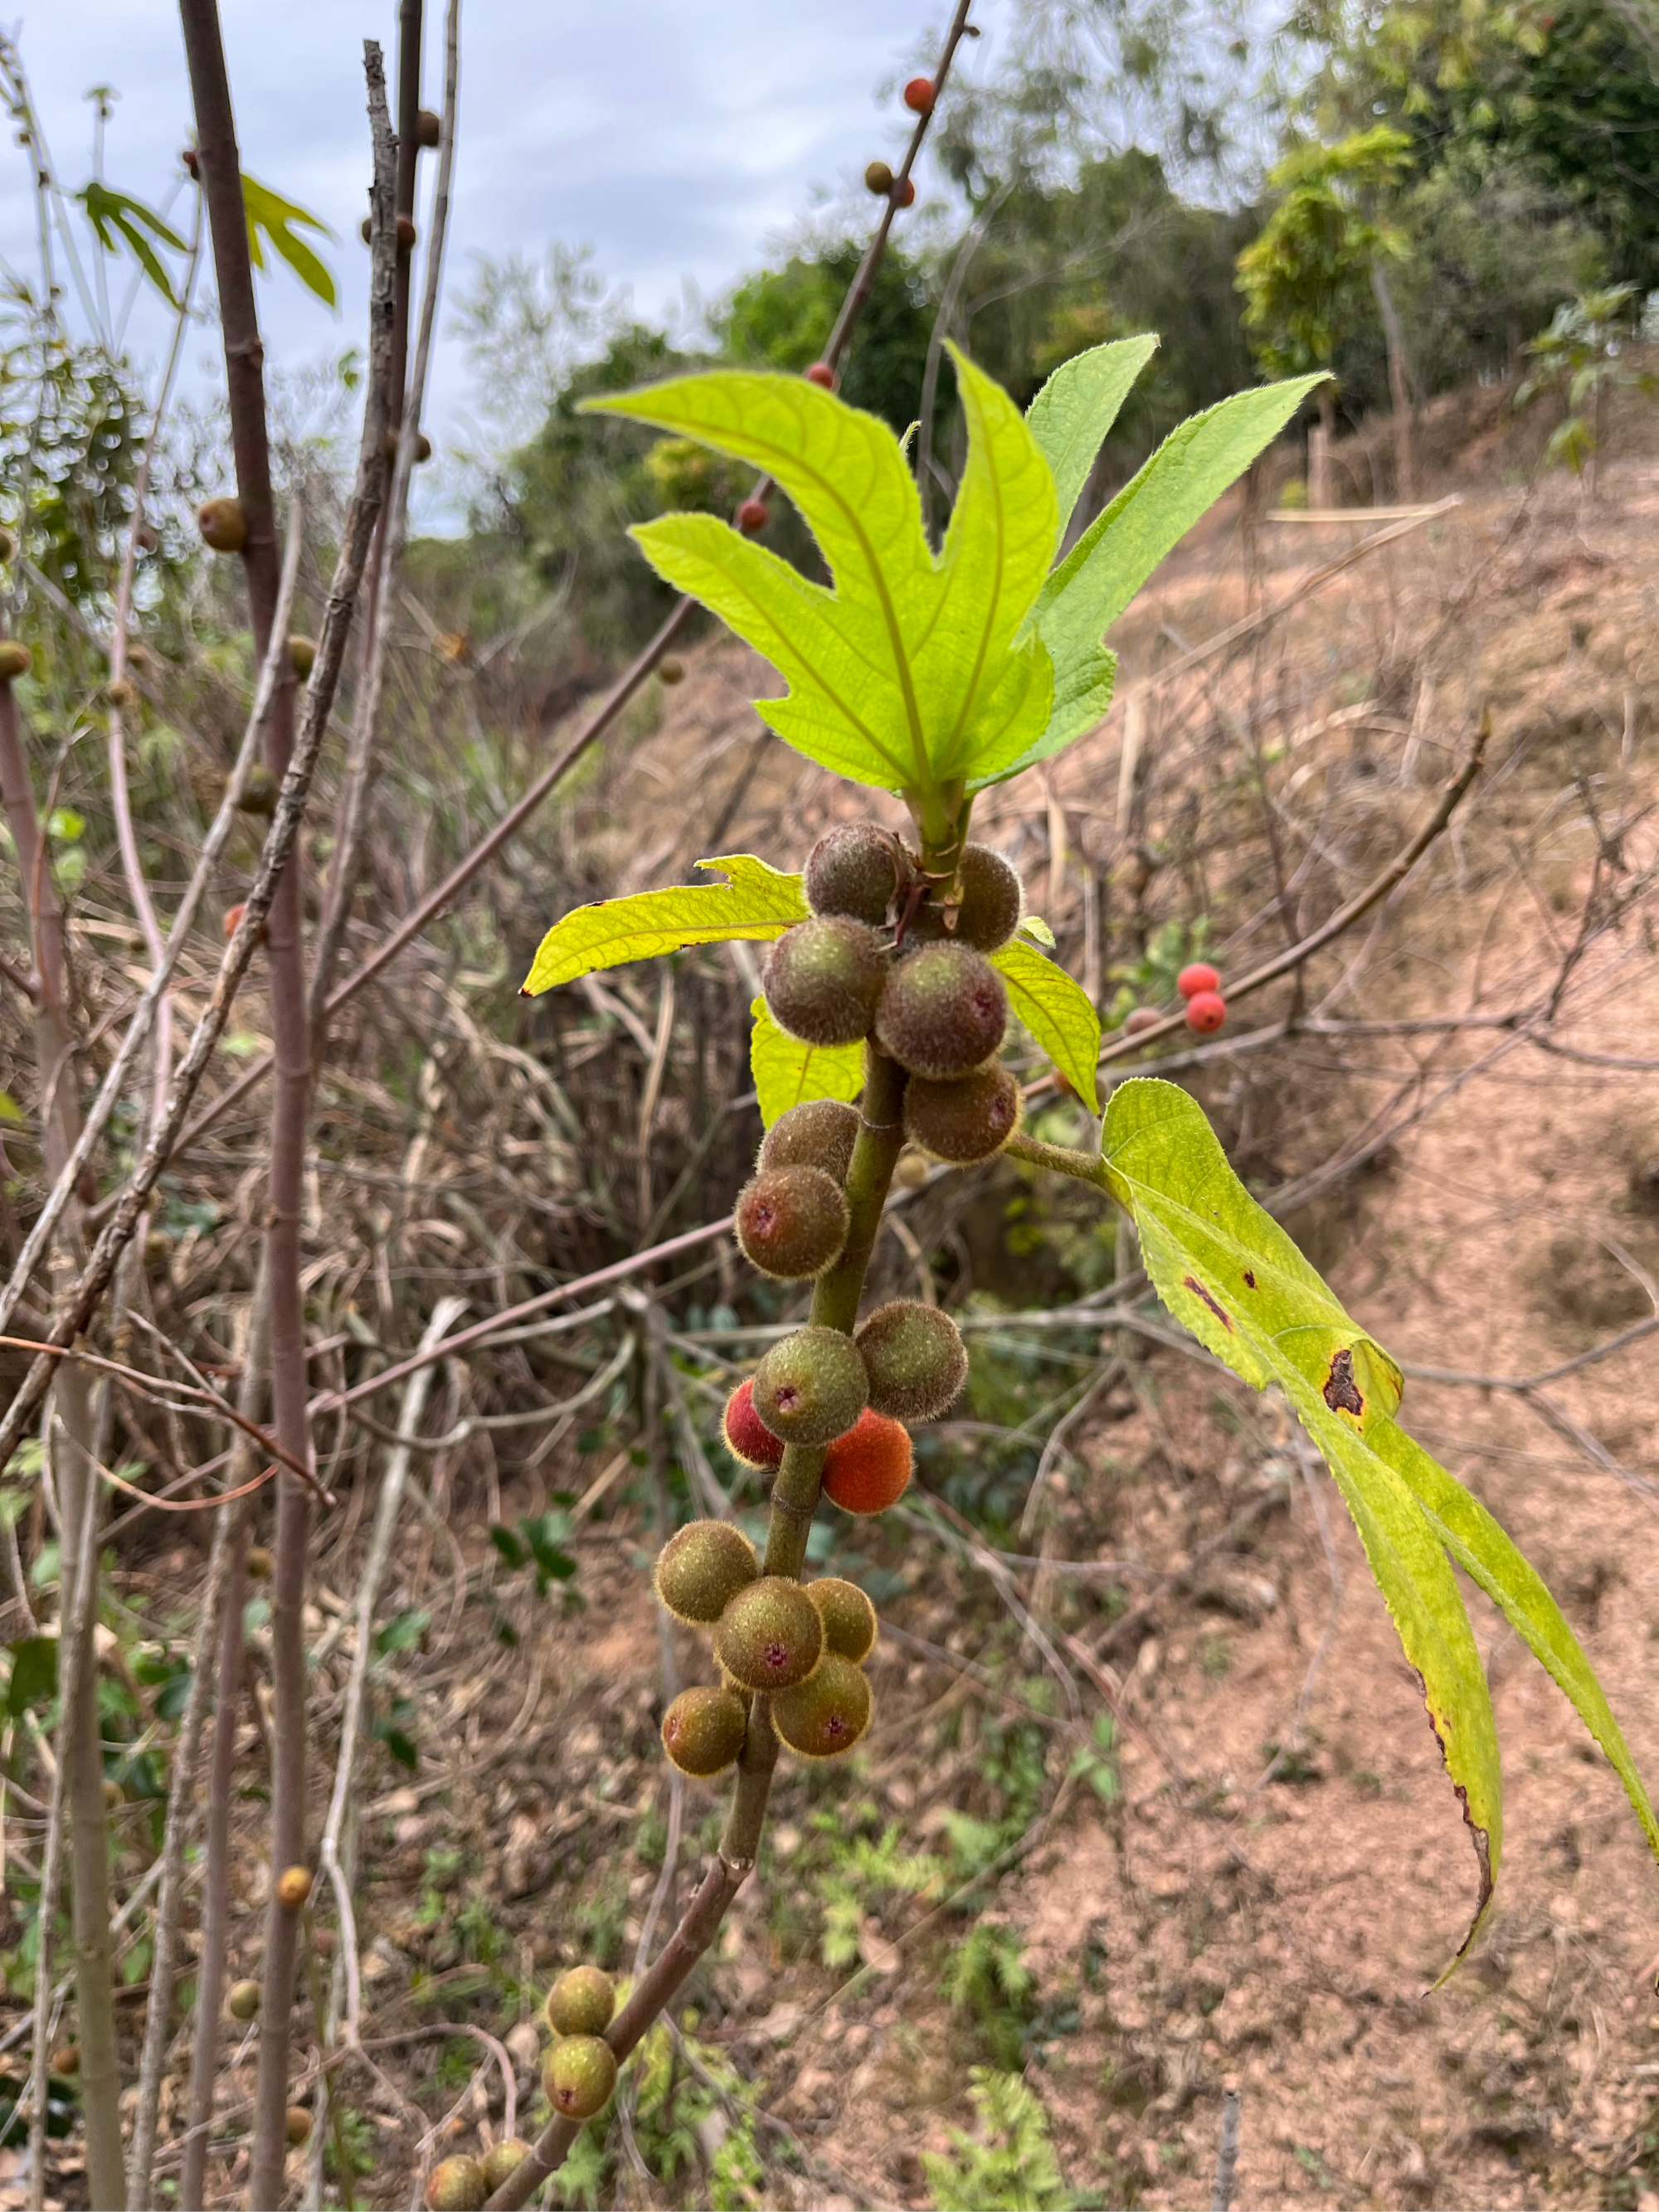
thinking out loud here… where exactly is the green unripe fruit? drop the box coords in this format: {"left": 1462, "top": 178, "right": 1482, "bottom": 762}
{"left": 805, "top": 1576, "right": 878, "bottom": 1664}
{"left": 237, "top": 765, "right": 278, "bottom": 817}
{"left": 907, "top": 843, "right": 1024, "bottom": 951}
{"left": 661, "top": 1685, "right": 748, "bottom": 1777}
{"left": 288, "top": 634, "right": 316, "bottom": 679}
{"left": 227, "top": 1978, "right": 261, "bottom": 2021}
{"left": 658, "top": 654, "right": 684, "bottom": 683}
{"left": 864, "top": 159, "right": 894, "bottom": 195}
{"left": 855, "top": 1300, "right": 968, "bottom": 1422}
{"left": 902, "top": 1064, "right": 1021, "bottom": 1164}
{"left": 654, "top": 1519, "right": 758, "bottom": 1625}
{"left": 772, "top": 1653, "right": 872, "bottom": 1760}
{"left": 752, "top": 1325, "right": 868, "bottom": 1446}
{"left": 715, "top": 1577, "right": 824, "bottom": 1692}
{"left": 426, "top": 2155, "right": 488, "bottom": 2210}
{"left": 543, "top": 2033, "right": 616, "bottom": 2120}
{"left": 759, "top": 1097, "right": 860, "bottom": 1184}
{"left": 545, "top": 1962, "right": 615, "bottom": 2037}
{"left": 197, "top": 496, "right": 247, "bottom": 554}
{"left": 763, "top": 917, "right": 885, "bottom": 1048}
{"left": 735, "top": 1164, "right": 849, "bottom": 1279}
{"left": 0, "top": 640, "right": 32, "bottom": 682}
{"left": 480, "top": 2142, "right": 531, "bottom": 2193}
{"left": 876, "top": 944, "right": 1008, "bottom": 1079}
{"left": 804, "top": 823, "right": 903, "bottom": 927}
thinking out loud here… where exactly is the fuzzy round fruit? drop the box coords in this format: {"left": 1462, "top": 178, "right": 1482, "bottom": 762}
{"left": 50, "top": 2044, "right": 78, "bottom": 2075}
{"left": 820, "top": 1411, "right": 912, "bottom": 1517}
{"left": 107, "top": 676, "right": 137, "bottom": 709}
{"left": 543, "top": 2034, "right": 617, "bottom": 2121}
{"left": 480, "top": 2142, "right": 531, "bottom": 2194}
{"left": 416, "top": 107, "right": 441, "bottom": 148}
{"left": 1121, "top": 1006, "right": 1160, "bottom": 1037}
{"left": 894, "top": 1147, "right": 930, "bottom": 1190}
{"left": 289, "top": 634, "right": 316, "bottom": 680}
{"left": 735, "top": 1164, "right": 849, "bottom": 1281}
{"left": 426, "top": 2155, "right": 488, "bottom": 2211}
{"left": 237, "top": 766, "right": 277, "bottom": 817}
{"left": 737, "top": 497, "right": 769, "bottom": 534}
{"left": 227, "top": 1978, "right": 261, "bottom": 2021}
{"left": 763, "top": 916, "right": 885, "bottom": 1048}
{"left": 876, "top": 944, "right": 1008, "bottom": 1080}
{"left": 1176, "top": 962, "right": 1220, "bottom": 999}
{"left": 654, "top": 1519, "right": 759, "bottom": 1625}
{"left": 286, "top": 2107, "right": 312, "bottom": 2146}
{"left": 855, "top": 1300, "right": 967, "bottom": 1423}
{"left": 661, "top": 1685, "right": 748, "bottom": 1777}
{"left": 772, "top": 1653, "right": 872, "bottom": 1760}
{"left": 759, "top": 1097, "right": 861, "bottom": 1185}
{"left": 658, "top": 654, "right": 684, "bottom": 683}
{"left": 545, "top": 1962, "right": 615, "bottom": 2038}
{"left": 722, "top": 1378, "right": 785, "bottom": 1471}
{"left": 902, "top": 75, "right": 937, "bottom": 112}
{"left": 804, "top": 822, "right": 902, "bottom": 927}
{"left": 397, "top": 214, "right": 418, "bottom": 250}
{"left": 246, "top": 1544, "right": 274, "bottom": 1580}
{"left": 902, "top": 1064, "right": 1021, "bottom": 1165}
{"left": 752, "top": 1325, "right": 868, "bottom": 1447}
{"left": 907, "top": 844, "right": 1023, "bottom": 952}
{"left": 1184, "top": 989, "right": 1226, "bottom": 1034}
{"left": 864, "top": 159, "right": 894, "bottom": 195}
{"left": 197, "top": 497, "right": 247, "bottom": 554}
{"left": 0, "top": 641, "right": 32, "bottom": 683}
{"left": 276, "top": 1864, "right": 313, "bottom": 1911}
{"left": 805, "top": 1576, "right": 878, "bottom": 1663}
{"left": 714, "top": 1576, "right": 824, "bottom": 1693}
{"left": 896, "top": 177, "right": 917, "bottom": 208}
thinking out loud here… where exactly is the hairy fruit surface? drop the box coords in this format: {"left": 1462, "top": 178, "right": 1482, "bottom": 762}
{"left": 480, "top": 2143, "right": 531, "bottom": 2193}
{"left": 773, "top": 1653, "right": 873, "bottom": 1759}
{"left": 902, "top": 1064, "right": 1021, "bottom": 1164}
{"left": 759, "top": 1097, "right": 860, "bottom": 1184}
{"left": 876, "top": 943, "right": 1008, "bottom": 1079}
{"left": 735, "top": 1164, "right": 849, "bottom": 1280}
{"left": 907, "top": 843, "right": 1023, "bottom": 951}
{"left": 544, "top": 2035, "right": 617, "bottom": 2119}
{"left": 714, "top": 1576, "right": 824, "bottom": 1692}
{"left": 1185, "top": 989, "right": 1226, "bottom": 1033}
{"left": 763, "top": 916, "right": 885, "bottom": 1047}
{"left": 752, "top": 1325, "right": 868, "bottom": 1446}
{"left": 426, "top": 2158, "right": 487, "bottom": 2211}
{"left": 654, "top": 1519, "right": 759, "bottom": 1624}
{"left": 545, "top": 1963, "right": 615, "bottom": 2037}
{"left": 197, "top": 497, "right": 247, "bottom": 554}
{"left": 661, "top": 1685, "right": 748, "bottom": 1777}
{"left": 805, "top": 1576, "right": 878, "bottom": 1663}
{"left": 820, "top": 1409, "right": 912, "bottom": 1515}
{"left": 1177, "top": 962, "right": 1220, "bottom": 999}
{"left": 855, "top": 1300, "right": 967, "bottom": 1422}
{"left": 804, "top": 823, "right": 902, "bottom": 927}
{"left": 722, "top": 1378, "right": 786, "bottom": 1471}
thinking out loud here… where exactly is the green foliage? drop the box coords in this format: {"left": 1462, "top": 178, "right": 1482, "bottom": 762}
{"left": 553, "top": 2020, "right": 763, "bottom": 2210}
{"left": 718, "top": 241, "right": 936, "bottom": 435}
{"left": 241, "top": 173, "right": 336, "bottom": 307}
{"left": 921, "top": 2069, "right": 1088, "bottom": 2211}
{"left": 523, "top": 857, "right": 807, "bottom": 996}
{"left": 75, "top": 182, "right": 186, "bottom": 305}
{"left": 992, "top": 937, "right": 1100, "bottom": 1105}
{"left": 942, "top": 1924, "right": 1037, "bottom": 2067}
{"left": 1515, "top": 284, "right": 1657, "bottom": 475}
{"left": 1236, "top": 128, "right": 1413, "bottom": 380}
{"left": 748, "top": 997, "right": 865, "bottom": 1129}
{"left": 813, "top": 1816, "right": 942, "bottom": 1969}
{"left": 1025, "top": 336, "right": 1160, "bottom": 532}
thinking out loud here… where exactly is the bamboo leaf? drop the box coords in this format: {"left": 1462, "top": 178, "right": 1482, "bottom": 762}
{"left": 522, "top": 856, "right": 805, "bottom": 996}
{"left": 991, "top": 941, "right": 1101, "bottom": 1107}
{"left": 242, "top": 174, "right": 337, "bottom": 308}
{"left": 1025, "top": 334, "right": 1160, "bottom": 537}
{"left": 749, "top": 999, "right": 864, "bottom": 1128}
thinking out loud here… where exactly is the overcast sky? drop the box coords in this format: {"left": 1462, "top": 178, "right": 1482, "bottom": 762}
{"left": 7, "top": 1, "right": 995, "bottom": 512}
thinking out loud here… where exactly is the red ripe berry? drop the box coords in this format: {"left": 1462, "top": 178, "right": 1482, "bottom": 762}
{"left": 1185, "top": 989, "right": 1227, "bottom": 1034}
{"left": 723, "top": 1378, "right": 785, "bottom": 1471}
{"left": 804, "top": 362, "right": 835, "bottom": 389}
{"left": 820, "top": 1408, "right": 912, "bottom": 1516}
{"left": 1176, "top": 962, "right": 1220, "bottom": 999}
{"left": 737, "top": 497, "right": 769, "bottom": 534}
{"left": 895, "top": 177, "right": 917, "bottom": 208}
{"left": 223, "top": 902, "right": 246, "bottom": 941}
{"left": 902, "top": 75, "right": 936, "bottom": 113}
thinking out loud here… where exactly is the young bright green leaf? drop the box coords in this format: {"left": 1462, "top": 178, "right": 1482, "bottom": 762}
{"left": 522, "top": 856, "right": 805, "bottom": 996}
{"left": 749, "top": 998, "right": 864, "bottom": 1128}
{"left": 1101, "top": 1077, "right": 1506, "bottom": 1971}
{"left": 1025, "top": 334, "right": 1160, "bottom": 539}
{"left": 242, "top": 175, "right": 337, "bottom": 309}
{"left": 1016, "top": 912, "right": 1056, "bottom": 950}
{"left": 76, "top": 182, "right": 186, "bottom": 306}
{"left": 991, "top": 941, "right": 1101, "bottom": 1108}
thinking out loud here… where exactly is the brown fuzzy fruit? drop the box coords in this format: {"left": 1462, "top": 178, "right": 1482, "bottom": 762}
{"left": 0, "top": 641, "right": 32, "bottom": 682}
{"left": 50, "top": 2044, "right": 78, "bottom": 2075}
{"left": 855, "top": 1300, "right": 967, "bottom": 1423}
{"left": 820, "top": 1409, "right": 912, "bottom": 1516}
{"left": 416, "top": 108, "right": 441, "bottom": 148}
{"left": 876, "top": 944, "right": 1008, "bottom": 1079}
{"left": 426, "top": 2155, "right": 489, "bottom": 2210}
{"left": 276, "top": 1864, "right": 313, "bottom": 1911}
{"left": 658, "top": 654, "right": 684, "bottom": 683}
{"left": 907, "top": 844, "right": 1023, "bottom": 951}
{"left": 543, "top": 2034, "right": 616, "bottom": 2120}
{"left": 397, "top": 214, "right": 417, "bottom": 250}
{"left": 661, "top": 1685, "right": 748, "bottom": 1777}
{"left": 804, "top": 823, "right": 902, "bottom": 928}
{"left": 246, "top": 1545, "right": 274, "bottom": 1580}
{"left": 805, "top": 1576, "right": 878, "bottom": 1664}
{"left": 545, "top": 1962, "right": 615, "bottom": 2037}
{"left": 227, "top": 1978, "right": 261, "bottom": 2020}
{"left": 763, "top": 916, "right": 885, "bottom": 1048}
{"left": 902, "top": 1064, "right": 1021, "bottom": 1165}
{"left": 107, "top": 677, "right": 137, "bottom": 709}
{"left": 864, "top": 159, "right": 894, "bottom": 195}
{"left": 236, "top": 766, "right": 277, "bottom": 816}
{"left": 197, "top": 497, "right": 247, "bottom": 554}
{"left": 480, "top": 2142, "right": 531, "bottom": 2193}
{"left": 772, "top": 1654, "right": 872, "bottom": 1760}
{"left": 722, "top": 1378, "right": 785, "bottom": 1471}
{"left": 735, "top": 1164, "right": 849, "bottom": 1280}
{"left": 759, "top": 1097, "right": 861, "bottom": 1184}
{"left": 286, "top": 2107, "right": 312, "bottom": 2146}
{"left": 654, "top": 1519, "right": 759, "bottom": 1625}
{"left": 288, "top": 634, "right": 316, "bottom": 680}
{"left": 715, "top": 1576, "right": 824, "bottom": 1693}
{"left": 752, "top": 1325, "right": 868, "bottom": 1447}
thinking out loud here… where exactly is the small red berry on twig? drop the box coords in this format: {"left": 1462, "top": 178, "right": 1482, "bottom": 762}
{"left": 737, "top": 497, "right": 769, "bottom": 534}
{"left": 903, "top": 76, "right": 936, "bottom": 113}
{"left": 1177, "top": 961, "right": 1220, "bottom": 999}
{"left": 1185, "top": 989, "right": 1227, "bottom": 1034}
{"left": 805, "top": 362, "right": 835, "bottom": 389}
{"left": 895, "top": 177, "right": 917, "bottom": 208}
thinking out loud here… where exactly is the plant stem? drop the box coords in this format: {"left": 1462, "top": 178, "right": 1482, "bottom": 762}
{"left": 1005, "top": 1129, "right": 1112, "bottom": 1190}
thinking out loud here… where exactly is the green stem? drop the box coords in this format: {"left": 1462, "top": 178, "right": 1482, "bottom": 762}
{"left": 1005, "top": 1128, "right": 1113, "bottom": 1192}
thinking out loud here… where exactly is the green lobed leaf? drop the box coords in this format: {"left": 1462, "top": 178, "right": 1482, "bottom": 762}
{"left": 1025, "top": 334, "right": 1160, "bottom": 539}
{"left": 242, "top": 174, "right": 337, "bottom": 308}
{"left": 749, "top": 998, "right": 864, "bottom": 1128}
{"left": 522, "top": 855, "right": 805, "bottom": 995}
{"left": 991, "top": 941, "right": 1101, "bottom": 1109}
{"left": 1101, "top": 1077, "right": 1505, "bottom": 1972}
{"left": 76, "top": 182, "right": 186, "bottom": 306}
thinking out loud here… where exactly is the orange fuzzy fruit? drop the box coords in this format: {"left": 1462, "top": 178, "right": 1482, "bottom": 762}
{"left": 1184, "top": 989, "right": 1226, "bottom": 1034}
{"left": 722, "top": 1378, "right": 784, "bottom": 1470}
{"left": 820, "top": 1408, "right": 912, "bottom": 1515}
